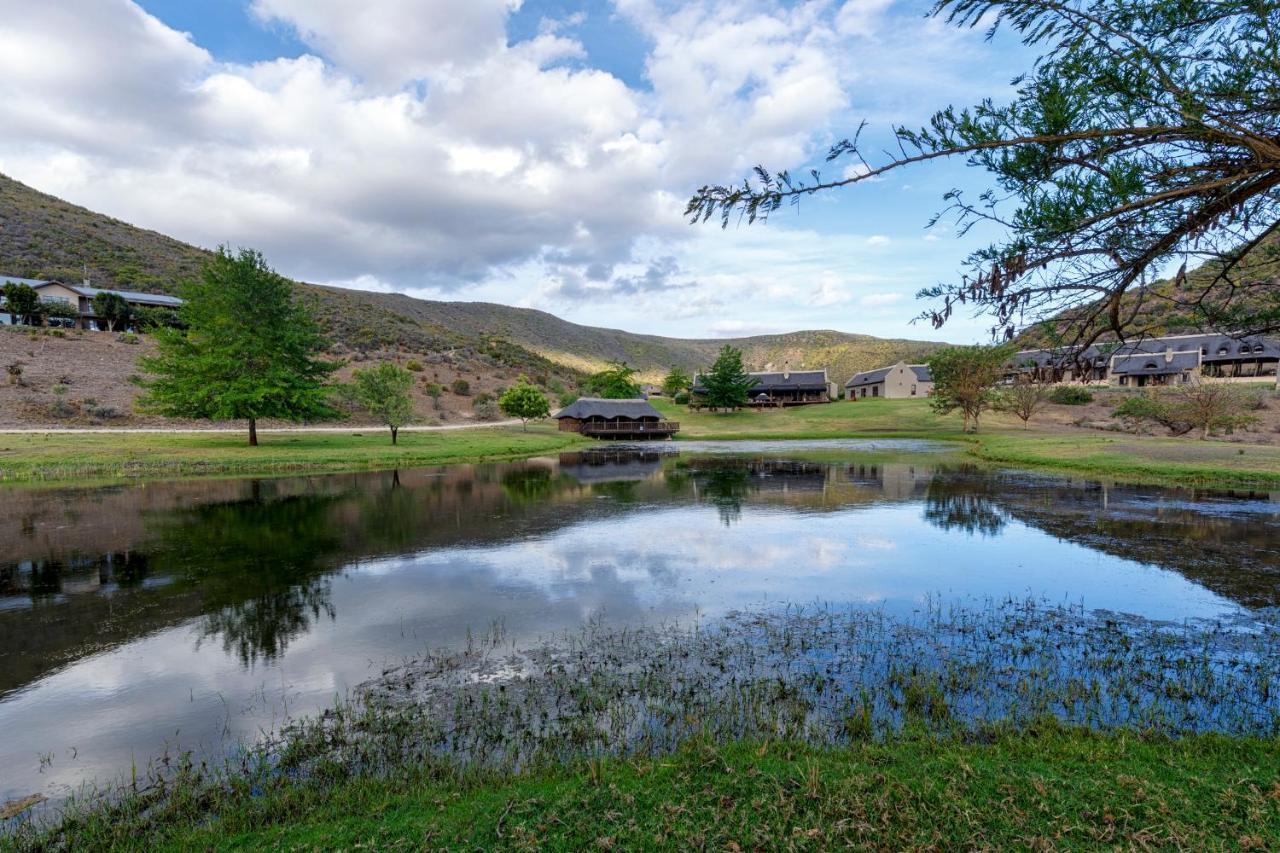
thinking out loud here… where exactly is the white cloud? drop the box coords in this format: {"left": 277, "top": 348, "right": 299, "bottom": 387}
{"left": 858, "top": 292, "right": 902, "bottom": 307}
{"left": 866, "top": 234, "right": 891, "bottom": 246}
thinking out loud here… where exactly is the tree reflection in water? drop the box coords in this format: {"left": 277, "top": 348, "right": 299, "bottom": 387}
{"left": 149, "top": 487, "right": 344, "bottom": 666}
{"left": 923, "top": 469, "right": 1008, "bottom": 537}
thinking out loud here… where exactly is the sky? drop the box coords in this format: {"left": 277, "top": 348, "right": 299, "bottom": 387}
{"left": 0, "top": 0, "right": 1033, "bottom": 343}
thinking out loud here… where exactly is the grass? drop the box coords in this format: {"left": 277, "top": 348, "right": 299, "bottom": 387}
{"left": 656, "top": 397, "right": 1280, "bottom": 488}
{"left": 14, "top": 601, "right": 1280, "bottom": 850}
{"left": 29, "top": 730, "right": 1279, "bottom": 851}
{"left": 0, "top": 424, "right": 588, "bottom": 483}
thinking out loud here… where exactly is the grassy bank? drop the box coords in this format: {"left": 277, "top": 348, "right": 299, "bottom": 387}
{"left": 31, "top": 730, "right": 1279, "bottom": 850}
{"left": 0, "top": 425, "right": 587, "bottom": 483}
{"left": 657, "top": 398, "right": 1280, "bottom": 488}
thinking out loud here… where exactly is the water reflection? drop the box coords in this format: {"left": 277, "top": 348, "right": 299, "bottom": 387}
{"left": 1, "top": 446, "right": 1278, "bottom": 802}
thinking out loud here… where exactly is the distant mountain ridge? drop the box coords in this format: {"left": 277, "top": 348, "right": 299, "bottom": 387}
{"left": 0, "top": 172, "right": 944, "bottom": 384}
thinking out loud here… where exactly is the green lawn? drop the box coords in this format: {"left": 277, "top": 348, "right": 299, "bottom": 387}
{"left": 31, "top": 730, "right": 1280, "bottom": 850}
{"left": 655, "top": 397, "right": 1280, "bottom": 488}
{"left": 0, "top": 425, "right": 587, "bottom": 483}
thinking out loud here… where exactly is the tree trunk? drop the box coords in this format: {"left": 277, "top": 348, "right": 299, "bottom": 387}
{"left": 522, "top": 419, "right": 528, "bottom": 431}
{"left": 249, "top": 418, "right": 258, "bottom": 447}
{"left": 391, "top": 426, "right": 399, "bottom": 445}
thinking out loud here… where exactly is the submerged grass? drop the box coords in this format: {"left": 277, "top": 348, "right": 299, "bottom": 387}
{"left": 12, "top": 599, "right": 1280, "bottom": 850}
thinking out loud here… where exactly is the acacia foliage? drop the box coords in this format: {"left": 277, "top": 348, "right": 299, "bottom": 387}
{"left": 136, "top": 247, "right": 338, "bottom": 445}
{"left": 499, "top": 379, "right": 551, "bottom": 430}
{"left": 688, "top": 0, "right": 1280, "bottom": 347}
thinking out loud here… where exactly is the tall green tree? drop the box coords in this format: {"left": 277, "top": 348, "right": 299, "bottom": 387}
{"left": 349, "top": 362, "right": 415, "bottom": 445}
{"left": 586, "top": 361, "right": 641, "bottom": 399}
{"left": 688, "top": 1, "right": 1280, "bottom": 346}
{"left": 136, "top": 247, "right": 338, "bottom": 446}
{"left": 2, "top": 283, "right": 42, "bottom": 326}
{"left": 661, "top": 366, "right": 693, "bottom": 397}
{"left": 92, "top": 291, "right": 132, "bottom": 331}
{"left": 498, "top": 378, "right": 551, "bottom": 430}
{"left": 699, "top": 345, "right": 754, "bottom": 410}
{"left": 927, "top": 345, "right": 1010, "bottom": 433}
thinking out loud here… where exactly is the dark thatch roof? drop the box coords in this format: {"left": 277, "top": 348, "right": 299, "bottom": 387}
{"left": 693, "top": 370, "right": 829, "bottom": 394}
{"left": 553, "top": 397, "right": 663, "bottom": 420}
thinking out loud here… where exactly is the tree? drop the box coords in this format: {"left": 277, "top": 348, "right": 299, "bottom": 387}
{"left": 2, "top": 283, "right": 42, "bottom": 326}
{"left": 688, "top": 1, "right": 1280, "bottom": 347}
{"left": 927, "top": 345, "right": 1010, "bottom": 432}
{"left": 661, "top": 366, "right": 693, "bottom": 397}
{"left": 92, "top": 291, "right": 132, "bottom": 332}
{"left": 136, "top": 247, "right": 338, "bottom": 446}
{"left": 699, "top": 345, "right": 754, "bottom": 411}
{"left": 586, "top": 361, "right": 641, "bottom": 399}
{"left": 349, "top": 362, "right": 415, "bottom": 444}
{"left": 992, "top": 379, "right": 1050, "bottom": 428}
{"left": 499, "top": 379, "right": 551, "bottom": 430}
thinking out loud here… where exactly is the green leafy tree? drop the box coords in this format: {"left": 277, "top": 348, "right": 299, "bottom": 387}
{"left": 499, "top": 378, "right": 551, "bottom": 430}
{"left": 43, "top": 300, "right": 79, "bottom": 322}
{"left": 2, "top": 283, "right": 42, "bottom": 326}
{"left": 92, "top": 291, "right": 132, "bottom": 331}
{"left": 926, "top": 345, "right": 1010, "bottom": 432}
{"left": 688, "top": 1, "right": 1280, "bottom": 345}
{"left": 350, "top": 362, "right": 415, "bottom": 444}
{"left": 699, "top": 345, "right": 754, "bottom": 411}
{"left": 136, "top": 247, "right": 338, "bottom": 446}
{"left": 422, "top": 382, "right": 444, "bottom": 410}
{"left": 586, "top": 361, "right": 641, "bottom": 399}
{"left": 661, "top": 366, "right": 693, "bottom": 397}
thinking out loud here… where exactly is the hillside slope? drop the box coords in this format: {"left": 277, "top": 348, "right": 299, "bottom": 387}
{"left": 0, "top": 173, "right": 942, "bottom": 385}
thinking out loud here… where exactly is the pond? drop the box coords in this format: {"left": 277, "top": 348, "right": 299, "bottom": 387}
{"left": 2, "top": 440, "right": 1278, "bottom": 803}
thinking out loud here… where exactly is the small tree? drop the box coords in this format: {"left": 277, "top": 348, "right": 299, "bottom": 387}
{"left": 1174, "top": 382, "right": 1260, "bottom": 439}
{"left": 43, "top": 300, "right": 79, "bottom": 324}
{"left": 92, "top": 291, "right": 132, "bottom": 331}
{"left": 586, "top": 361, "right": 641, "bottom": 399}
{"left": 350, "top": 362, "right": 415, "bottom": 444}
{"left": 927, "top": 345, "right": 1010, "bottom": 432}
{"left": 700, "top": 345, "right": 754, "bottom": 411}
{"left": 2, "top": 283, "right": 42, "bottom": 326}
{"left": 992, "top": 379, "right": 1050, "bottom": 428}
{"left": 422, "top": 382, "right": 444, "bottom": 410}
{"left": 661, "top": 366, "right": 693, "bottom": 397}
{"left": 499, "top": 379, "right": 551, "bottom": 430}
{"left": 136, "top": 247, "right": 338, "bottom": 446}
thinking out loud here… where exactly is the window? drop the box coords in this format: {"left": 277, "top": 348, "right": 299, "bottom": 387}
{"left": 40, "top": 295, "right": 71, "bottom": 305}
{"left": 910, "top": 385, "right": 917, "bottom": 396}
{"left": 860, "top": 388, "right": 866, "bottom": 398}
{"left": 872, "top": 386, "right": 879, "bottom": 397}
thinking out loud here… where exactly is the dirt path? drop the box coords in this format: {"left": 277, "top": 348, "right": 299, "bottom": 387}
{"left": 0, "top": 420, "right": 523, "bottom": 434}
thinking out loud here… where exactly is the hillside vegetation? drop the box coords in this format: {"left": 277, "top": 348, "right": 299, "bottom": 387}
{"left": 0, "top": 173, "right": 941, "bottom": 386}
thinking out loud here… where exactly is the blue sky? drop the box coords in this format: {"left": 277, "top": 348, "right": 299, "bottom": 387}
{"left": 0, "top": 1, "right": 1032, "bottom": 343}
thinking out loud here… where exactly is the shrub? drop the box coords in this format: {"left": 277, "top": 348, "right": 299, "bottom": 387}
{"left": 117, "top": 332, "right": 140, "bottom": 345}
{"left": 88, "top": 404, "right": 123, "bottom": 420}
{"left": 673, "top": 390, "right": 691, "bottom": 405}
{"left": 451, "top": 378, "right": 471, "bottom": 396}
{"left": 405, "top": 359, "right": 423, "bottom": 372}
{"left": 473, "top": 399, "right": 500, "bottom": 420}
{"left": 1048, "top": 385, "right": 1093, "bottom": 405}
{"left": 7, "top": 363, "right": 22, "bottom": 385}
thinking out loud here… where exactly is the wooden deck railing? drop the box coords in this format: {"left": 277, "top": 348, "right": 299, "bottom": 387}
{"left": 580, "top": 421, "right": 680, "bottom": 437}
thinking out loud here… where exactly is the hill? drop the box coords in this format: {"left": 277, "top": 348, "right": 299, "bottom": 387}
{"left": 0, "top": 172, "right": 943, "bottom": 387}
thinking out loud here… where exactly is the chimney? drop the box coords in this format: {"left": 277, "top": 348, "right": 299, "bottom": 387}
{"left": 783, "top": 361, "right": 790, "bottom": 380}
{"left": 1164, "top": 346, "right": 1173, "bottom": 364}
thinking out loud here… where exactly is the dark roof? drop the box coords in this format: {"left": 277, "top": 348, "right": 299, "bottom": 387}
{"left": 0, "top": 276, "right": 54, "bottom": 288}
{"left": 692, "top": 369, "right": 828, "bottom": 393}
{"left": 553, "top": 397, "right": 663, "bottom": 420}
{"left": 66, "top": 284, "right": 183, "bottom": 307}
{"left": 845, "top": 363, "right": 931, "bottom": 387}
{"left": 1110, "top": 351, "right": 1201, "bottom": 375}
{"left": 1012, "top": 333, "right": 1280, "bottom": 369}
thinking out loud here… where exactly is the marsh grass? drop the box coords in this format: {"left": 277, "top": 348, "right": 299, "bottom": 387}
{"left": 13, "top": 598, "right": 1280, "bottom": 848}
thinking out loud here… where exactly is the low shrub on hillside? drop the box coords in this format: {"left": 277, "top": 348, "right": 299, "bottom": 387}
{"left": 1048, "top": 386, "right": 1093, "bottom": 405}
{"left": 404, "top": 359, "right": 423, "bottom": 372}
{"left": 451, "top": 378, "right": 470, "bottom": 396}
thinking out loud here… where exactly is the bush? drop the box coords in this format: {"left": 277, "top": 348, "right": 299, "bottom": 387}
{"left": 405, "top": 359, "right": 423, "bottom": 372}
{"left": 473, "top": 399, "right": 500, "bottom": 421}
{"left": 117, "top": 332, "right": 140, "bottom": 345}
{"left": 451, "top": 378, "right": 471, "bottom": 396}
{"left": 87, "top": 404, "right": 123, "bottom": 420}
{"left": 673, "top": 390, "right": 691, "bottom": 405}
{"left": 1048, "top": 386, "right": 1093, "bottom": 405}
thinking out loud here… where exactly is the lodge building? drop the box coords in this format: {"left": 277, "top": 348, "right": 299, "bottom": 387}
{"left": 1010, "top": 333, "right": 1280, "bottom": 387}
{"left": 553, "top": 398, "right": 680, "bottom": 440}
{"left": 1, "top": 276, "right": 183, "bottom": 330}
{"left": 692, "top": 369, "right": 836, "bottom": 407}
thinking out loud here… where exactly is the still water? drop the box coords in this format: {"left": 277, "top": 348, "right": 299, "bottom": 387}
{"left": 2, "top": 440, "right": 1278, "bottom": 802}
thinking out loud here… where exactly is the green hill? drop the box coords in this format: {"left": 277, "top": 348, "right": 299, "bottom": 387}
{"left": 0, "top": 173, "right": 944, "bottom": 384}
